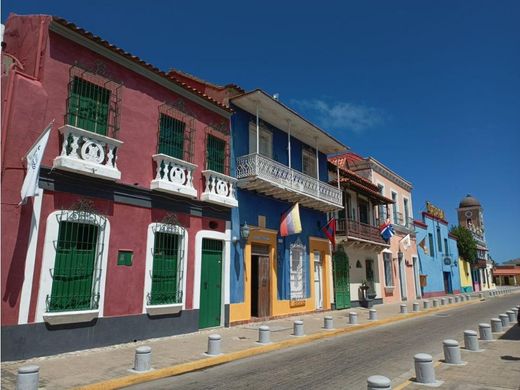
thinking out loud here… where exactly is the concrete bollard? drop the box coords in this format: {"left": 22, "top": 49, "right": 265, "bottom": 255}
{"left": 454, "top": 296, "right": 459, "bottom": 303}
{"left": 432, "top": 299, "right": 439, "bottom": 308}
{"left": 324, "top": 316, "right": 334, "bottom": 330}
{"left": 349, "top": 312, "right": 358, "bottom": 325}
{"left": 414, "top": 353, "right": 436, "bottom": 384}
{"left": 507, "top": 310, "right": 515, "bottom": 322}
{"left": 258, "top": 325, "right": 271, "bottom": 344}
{"left": 423, "top": 300, "right": 430, "bottom": 309}
{"left": 369, "top": 309, "right": 377, "bottom": 321}
{"left": 499, "top": 314, "right": 509, "bottom": 327}
{"left": 448, "top": 297, "right": 453, "bottom": 304}
{"left": 367, "top": 375, "right": 392, "bottom": 390}
{"left": 293, "top": 320, "right": 304, "bottom": 336}
{"left": 479, "top": 323, "right": 493, "bottom": 341}
{"left": 491, "top": 318, "right": 503, "bottom": 332}
{"left": 464, "top": 330, "right": 480, "bottom": 351}
{"left": 400, "top": 304, "right": 408, "bottom": 314}
{"left": 443, "top": 339, "right": 462, "bottom": 364}
{"left": 512, "top": 308, "right": 518, "bottom": 319}
{"left": 134, "top": 346, "right": 152, "bottom": 372}
{"left": 16, "top": 365, "right": 39, "bottom": 390}
{"left": 441, "top": 298, "right": 446, "bottom": 305}
{"left": 207, "top": 334, "right": 222, "bottom": 355}
{"left": 479, "top": 293, "right": 484, "bottom": 299}
{"left": 413, "top": 302, "right": 420, "bottom": 312}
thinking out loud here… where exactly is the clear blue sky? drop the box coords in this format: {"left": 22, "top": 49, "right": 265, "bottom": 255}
{"left": 3, "top": 1, "right": 519, "bottom": 262}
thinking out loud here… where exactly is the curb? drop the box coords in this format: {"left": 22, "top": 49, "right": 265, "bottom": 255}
{"left": 76, "top": 299, "right": 482, "bottom": 389}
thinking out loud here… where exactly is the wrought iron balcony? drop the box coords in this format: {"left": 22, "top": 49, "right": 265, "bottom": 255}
{"left": 150, "top": 154, "right": 197, "bottom": 199}
{"left": 337, "top": 218, "right": 387, "bottom": 245}
{"left": 53, "top": 124, "right": 123, "bottom": 180}
{"left": 201, "top": 170, "right": 238, "bottom": 208}
{"left": 235, "top": 153, "right": 343, "bottom": 212}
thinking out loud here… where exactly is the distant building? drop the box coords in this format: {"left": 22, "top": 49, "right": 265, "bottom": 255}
{"left": 493, "top": 265, "right": 520, "bottom": 286}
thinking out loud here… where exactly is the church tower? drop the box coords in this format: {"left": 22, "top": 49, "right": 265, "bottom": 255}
{"left": 457, "top": 194, "right": 485, "bottom": 242}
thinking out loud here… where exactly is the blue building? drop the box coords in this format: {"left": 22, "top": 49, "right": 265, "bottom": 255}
{"left": 228, "top": 90, "right": 346, "bottom": 323}
{"left": 414, "top": 202, "right": 461, "bottom": 297}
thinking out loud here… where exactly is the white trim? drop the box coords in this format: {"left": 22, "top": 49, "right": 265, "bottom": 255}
{"left": 193, "top": 226, "right": 231, "bottom": 326}
{"left": 35, "top": 211, "right": 111, "bottom": 323}
{"left": 142, "top": 222, "right": 189, "bottom": 315}
{"left": 18, "top": 188, "right": 44, "bottom": 324}
{"left": 390, "top": 189, "right": 398, "bottom": 224}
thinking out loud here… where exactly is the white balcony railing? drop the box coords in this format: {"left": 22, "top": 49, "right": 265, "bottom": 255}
{"left": 53, "top": 125, "right": 123, "bottom": 181}
{"left": 150, "top": 154, "right": 197, "bottom": 199}
{"left": 201, "top": 170, "right": 238, "bottom": 208}
{"left": 236, "top": 153, "right": 342, "bottom": 210}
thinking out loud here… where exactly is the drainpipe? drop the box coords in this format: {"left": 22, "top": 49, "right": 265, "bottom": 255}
{"left": 34, "top": 18, "right": 46, "bottom": 80}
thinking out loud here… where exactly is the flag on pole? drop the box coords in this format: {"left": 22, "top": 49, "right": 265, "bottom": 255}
{"left": 280, "top": 203, "right": 302, "bottom": 237}
{"left": 321, "top": 218, "right": 336, "bottom": 248}
{"left": 379, "top": 218, "right": 395, "bottom": 243}
{"left": 20, "top": 121, "right": 53, "bottom": 205}
{"left": 418, "top": 237, "right": 429, "bottom": 255}
{"left": 400, "top": 234, "right": 411, "bottom": 251}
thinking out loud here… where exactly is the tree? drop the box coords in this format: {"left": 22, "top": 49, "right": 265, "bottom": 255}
{"left": 449, "top": 225, "right": 477, "bottom": 264}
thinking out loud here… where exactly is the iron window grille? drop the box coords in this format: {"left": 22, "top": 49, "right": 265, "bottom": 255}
{"left": 148, "top": 215, "right": 185, "bottom": 306}
{"left": 46, "top": 202, "right": 107, "bottom": 313}
{"left": 290, "top": 238, "right": 306, "bottom": 300}
{"left": 65, "top": 64, "right": 122, "bottom": 138}
{"left": 205, "top": 132, "right": 229, "bottom": 175}
{"left": 157, "top": 103, "right": 194, "bottom": 162}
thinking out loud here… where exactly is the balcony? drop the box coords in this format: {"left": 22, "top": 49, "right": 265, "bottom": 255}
{"left": 53, "top": 125, "right": 123, "bottom": 181}
{"left": 236, "top": 153, "right": 342, "bottom": 212}
{"left": 150, "top": 154, "right": 197, "bottom": 199}
{"left": 378, "top": 212, "right": 415, "bottom": 234}
{"left": 337, "top": 218, "right": 388, "bottom": 246}
{"left": 201, "top": 170, "right": 238, "bottom": 208}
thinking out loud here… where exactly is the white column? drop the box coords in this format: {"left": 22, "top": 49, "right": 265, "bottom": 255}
{"left": 256, "top": 103, "right": 259, "bottom": 154}
{"left": 287, "top": 120, "right": 292, "bottom": 169}
{"left": 315, "top": 137, "right": 319, "bottom": 197}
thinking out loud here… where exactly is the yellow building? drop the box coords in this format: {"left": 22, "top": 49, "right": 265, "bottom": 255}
{"left": 458, "top": 257, "right": 474, "bottom": 293}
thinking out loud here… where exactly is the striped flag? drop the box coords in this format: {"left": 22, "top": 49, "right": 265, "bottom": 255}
{"left": 280, "top": 203, "right": 302, "bottom": 237}
{"left": 321, "top": 218, "right": 336, "bottom": 248}
{"left": 379, "top": 218, "right": 395, "bottom": 243}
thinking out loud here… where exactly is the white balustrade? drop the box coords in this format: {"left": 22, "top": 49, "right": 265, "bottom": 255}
{"left": 201, "top": 170, "right": 238, "bottom": 208}
{"left": 150, "top": 154, "right": 197, "bottom": 198}
{"left": 53, "top": 125, "right": 123, "bottom": 180}
{"left": 236, "top": 153, "right": 342, "bottom": 208}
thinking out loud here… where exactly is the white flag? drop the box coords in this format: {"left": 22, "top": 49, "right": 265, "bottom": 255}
{"left": 400, "top": 234, "right": 411, "bottom": 251}
{"left": 20, "top": 121, "right": 53, "bottom": 205}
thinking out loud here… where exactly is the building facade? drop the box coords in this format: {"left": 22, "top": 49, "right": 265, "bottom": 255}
{"left": 1, "top": 15, "right": 238, "bottom": 360}
{"left": 414, "top": 203, "right": 461, "bottom": 298}
{"left": 229, "top": 90, "right": 346, "bottom": 323}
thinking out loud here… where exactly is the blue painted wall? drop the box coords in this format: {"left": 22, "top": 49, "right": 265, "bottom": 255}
{"left": 415, "top": 215, "right": 461, "bottom": 297}
{"left": 230, "top": 106, "right": 329, "bottom": 304}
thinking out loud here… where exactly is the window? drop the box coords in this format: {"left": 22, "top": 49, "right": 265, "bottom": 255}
{"left": 428, "top": 233, "right": 435, "bottom": 257}
{"left": 383, "top": 252, "right": 393, "bottom": 286}
{"left": 206, "top": 135, "right": 226, "bottom": 173}
{"left": 302, "top": 147, "right": 317, "bottom": 178}
{"left": 437, "top": 227, "right": 442, "bottom": 252}
{"left": 67, "top": 76, "right": 110, "bottom": 135}
{"left": 391, "top": 192, "right": 398, "bottom": 224}
{"left": 249, "top": 125, "right": 272, "bottom": 158}
{"left": 403, "top": 198, "right": 410, "bottom": 226}
{"left": 290, "top": 239, "right": 306, "bottom": 300}
{"left": 378, "top": 185, "right": 386, "bottom": 222}
{"left": 359, "top": 200, "right": 369, "bottom": 224}
{"left": 158, "top": 113, "right": 185, "bottom": 159}
{"left": 444, "top": 238, "right": 449, "bottom": 255}
{"left": 150, "top": 232, "right": 182, "bottom": 305}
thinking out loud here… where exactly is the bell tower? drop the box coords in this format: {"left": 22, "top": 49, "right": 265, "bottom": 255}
{"left": 457, "top": 194, "right": 485, "bottom": 240}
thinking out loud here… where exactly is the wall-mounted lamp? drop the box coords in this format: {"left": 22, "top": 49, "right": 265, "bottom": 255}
{"left": 232, "top": 222, "right": 251, "bottom": 244}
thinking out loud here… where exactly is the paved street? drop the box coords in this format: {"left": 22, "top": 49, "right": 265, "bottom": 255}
{"left": 129, "top": 294, "right": 520, "bottom": 389}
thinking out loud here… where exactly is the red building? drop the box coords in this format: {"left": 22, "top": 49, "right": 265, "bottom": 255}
{"left": 1, "top": 14, "right": 239, "bottom": 360}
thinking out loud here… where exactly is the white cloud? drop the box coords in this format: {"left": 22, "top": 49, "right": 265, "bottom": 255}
{"left": 291, "top": 99, "right": 384, "bottom": 133}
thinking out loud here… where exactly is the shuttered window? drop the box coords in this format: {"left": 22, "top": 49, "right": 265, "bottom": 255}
{"left": 150, "top": 232, "right": 182, "bottom": 305}
{"left": 67, "top": 77, "right": 110, "bottom": 135}
{"left": 158, "top": 114, "right": 185, "bottom": 159}
{"left": 206, "top": 135, "right": 226, "bottom": 173}
{"left": 48, "top": 221, "right": 99, "bottom": 312}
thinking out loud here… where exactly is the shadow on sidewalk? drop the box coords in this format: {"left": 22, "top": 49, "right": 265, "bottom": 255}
{"left": 499, "top": 324, "right": 520, "bottom": 341}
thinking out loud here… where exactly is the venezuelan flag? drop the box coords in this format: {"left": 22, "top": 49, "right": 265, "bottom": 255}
{"left": 280, "top": 203, "right": 302, "bottom": 237}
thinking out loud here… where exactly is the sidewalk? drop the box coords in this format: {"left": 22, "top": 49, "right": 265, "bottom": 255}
{"left": 1, "top": 290, "right": 517, "bottom": 389}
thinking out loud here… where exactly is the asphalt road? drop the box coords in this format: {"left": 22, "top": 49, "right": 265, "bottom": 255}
{"left": 128, "top": 294, "right": 520, "bottom": 389}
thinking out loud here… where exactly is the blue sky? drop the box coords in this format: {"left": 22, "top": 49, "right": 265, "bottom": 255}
{"left": 3, "top": 1, "right": 519, "bottom": 262}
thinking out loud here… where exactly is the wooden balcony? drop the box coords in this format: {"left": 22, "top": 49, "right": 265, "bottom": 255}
{"left": 337, "top": 218, "right": 387, "bottom": 246}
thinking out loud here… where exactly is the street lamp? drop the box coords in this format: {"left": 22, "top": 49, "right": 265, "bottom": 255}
{"left": 240, "top": 222, "right": 250, "bottom": 241}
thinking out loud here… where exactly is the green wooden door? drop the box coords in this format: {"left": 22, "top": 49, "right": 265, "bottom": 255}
{"left": 199, "top": 239, "right": 223, "bottom": 329}
{"left": 332, "top": 247, "right": 350, "bottom": 309}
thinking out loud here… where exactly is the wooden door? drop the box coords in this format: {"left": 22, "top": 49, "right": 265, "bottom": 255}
{"left": 199, "top": 239, "right": 223, "bottom": 329}
{"left": 251, "top": 244, "right": 271, "bottom": 318}
{"left": 333, "top": 248, "right": 350, "bottom": 309}
{"left": 257, "top": 256, "right": 270, "bottom": 317}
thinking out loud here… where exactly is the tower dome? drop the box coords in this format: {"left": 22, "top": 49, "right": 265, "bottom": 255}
{"left": 459, "top": 194, "right": 480, "bottom": 208}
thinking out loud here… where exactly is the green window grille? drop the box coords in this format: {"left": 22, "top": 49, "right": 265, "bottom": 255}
{"left": 202, "top": 238, "right": 223, "bottom": 252}
{"left": 150, "top": 232, "right": 182, "bottom": 305}
{"left": 67, "top": 77, "right": 110, "bottom": 135}
{"left": 48, "top": 221, "right": 100, "bottom": 312}
{"left": 158, "top": 114, "right": 185, "bottom": 159}
{"left": 206, "top": 135, "right": 226, "bottom": 173}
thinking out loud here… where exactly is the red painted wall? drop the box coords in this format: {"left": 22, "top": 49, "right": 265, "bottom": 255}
{"left": 1, "top": 14, "right": 230, "bottom": 325}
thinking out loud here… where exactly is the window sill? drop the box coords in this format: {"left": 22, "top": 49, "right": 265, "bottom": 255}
{"left": 43, "top": 309, "right": 99, "bottom": 325}
{"left": 146, "top": 303, "right": 183, "bottom": 316}
{"left": 384, "top": 286, "right": 395, "bottom": 293}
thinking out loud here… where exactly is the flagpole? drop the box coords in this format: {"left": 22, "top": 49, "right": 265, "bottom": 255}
{"left": 22, "top": 119, "right": 55, "bottom": 162}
